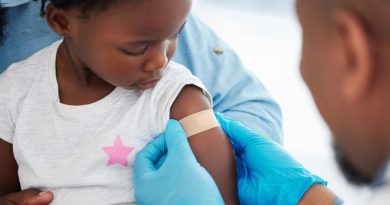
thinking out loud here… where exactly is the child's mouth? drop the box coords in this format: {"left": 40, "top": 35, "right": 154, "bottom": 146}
{"left": 136, "top": 79, "right": 159, "bottom": 90}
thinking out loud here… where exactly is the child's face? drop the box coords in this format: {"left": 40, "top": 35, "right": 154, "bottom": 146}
{"left": 58, "top": 0, "right": 192, "bottom": 90}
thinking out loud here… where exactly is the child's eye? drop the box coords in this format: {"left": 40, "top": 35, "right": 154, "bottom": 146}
{"left": 120, "top": 45, "right": 148, "bottom": 56}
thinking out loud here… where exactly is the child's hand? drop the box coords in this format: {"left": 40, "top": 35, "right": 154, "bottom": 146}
{"left": 0, "top": 188, "right": 53, "bottom": 205}
{"left": 134, "top": 120, "right": 224, "bottom": 205}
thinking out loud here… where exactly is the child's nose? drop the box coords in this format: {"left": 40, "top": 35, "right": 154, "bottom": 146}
{"left": 143, "top": 44, "right": 169, "bottom": 72}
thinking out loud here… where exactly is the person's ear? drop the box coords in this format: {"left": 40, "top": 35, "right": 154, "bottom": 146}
{"left": 333, "top": 8, "right": 374, "bottom": 103}
{"left": 45, "top": 4, "right": 72, "bottom": 37}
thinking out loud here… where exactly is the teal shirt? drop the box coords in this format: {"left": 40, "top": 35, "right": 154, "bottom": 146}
{"left": 0, "top": 0, "right": 29, "bottom": 7}
{"left": 0, "top": 0, "right": 283, "bottom": 143}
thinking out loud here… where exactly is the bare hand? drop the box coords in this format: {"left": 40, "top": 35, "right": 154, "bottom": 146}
{"left": 0, "top": 188, "right": 53, "bottom": 205}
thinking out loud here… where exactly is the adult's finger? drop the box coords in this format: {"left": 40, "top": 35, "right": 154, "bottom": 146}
{"left": 0, "top": 188, "right": 53, "bottom": 205}
{"left": 134, "top": 133, "right": 166, "bottom": 178}
{"left": 215, "top": 112, "right": 260, "bottom": 153}
{"left": 163, "top": 120, "right": 195, "bottom": 162}
{"left": 23, "top": 191, "right": 53, "bottom": 205}
{"left": 155, "top": 152, "right": 167, "bottom": 169}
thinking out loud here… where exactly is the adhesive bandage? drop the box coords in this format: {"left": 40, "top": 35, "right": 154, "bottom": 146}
{"left": 179, "top": 109, "right": 220, "bottom": 137}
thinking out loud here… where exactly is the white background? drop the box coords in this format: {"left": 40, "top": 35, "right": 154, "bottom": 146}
{"left": 193, "top": 0, "right": 371, "bottom": 203}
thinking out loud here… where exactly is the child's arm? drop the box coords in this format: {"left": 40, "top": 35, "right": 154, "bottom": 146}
{"left": 0, "top": 139, "right": 20, "bottom": 195}
{"left": 170, "top": 85, "right": 239, "bottom": 205}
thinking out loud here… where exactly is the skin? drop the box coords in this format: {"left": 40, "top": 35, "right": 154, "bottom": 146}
{"left": 296, "top": 0, "right": 390, "bottom": 203}
{"left": 5, "top": 0, "right": 389, "bottom": 204}
{"left": 0, "top": 0, "right": 238, "bottom": 204}
{"left": 0, "top": 189, "right": 53, "bottom": 205}
{"left": 170, "top": 86, "right": 239, "bottom": 205}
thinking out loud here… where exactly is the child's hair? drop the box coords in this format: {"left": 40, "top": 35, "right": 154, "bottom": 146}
{"left": 39, "top": 0, "right": 122, "bottom": 17}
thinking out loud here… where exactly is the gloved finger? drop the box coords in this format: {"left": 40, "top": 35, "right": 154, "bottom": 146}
{"left": 234, "top": 154, "right": 248, "bottom": 181}
{"left": 215, "top": 112, "right": 260, "bottom": 154}
{"left": 155, "top": 152, "right": 167, "bottom": 169}
{"left": 164, "top": 119, "right": 197, "bottom": 163}
{"left": 134, "top": 133, "right": 166, "bottom": 178}
{"left": 254, "top": 140, "right": 304, "bottom": 170}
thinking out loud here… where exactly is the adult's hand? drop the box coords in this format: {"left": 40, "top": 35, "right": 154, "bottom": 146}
{"left": 0, "top": 188, "right": 53, "bottom": 205}
{"left": 215, "top": 112, "right": 326, "bottom": 204}
{"left": 134, "top": 120, "right": 224, "bottom": 205}
{"left": 134, "top": 113, "right": 327, "bottom": 205}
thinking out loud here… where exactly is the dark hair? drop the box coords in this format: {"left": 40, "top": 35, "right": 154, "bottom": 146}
{"left": 39, "top": 0, "right": 120, "bottom": 17}
{"left": 0, "top": 4, "right": 6, "bottom": 45}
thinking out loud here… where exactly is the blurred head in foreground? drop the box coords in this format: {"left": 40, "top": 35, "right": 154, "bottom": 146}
{"left": 296, "top": 0, "right": 390, "bottom": 185}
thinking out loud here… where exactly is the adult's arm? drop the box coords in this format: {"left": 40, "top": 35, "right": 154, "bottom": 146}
{"left": 174, "top": 14, "right": 283, "bottom": 143}
{"left": 0, "top": 2, "right": 283, "bottom": 143}
{"left": 0, "top": 0, "right": 60, "bottom": 72}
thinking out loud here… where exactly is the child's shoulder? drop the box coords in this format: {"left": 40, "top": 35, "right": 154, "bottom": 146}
{"left": 4, "top": 41, "right": 59, "bottom": 77}
{"left": 161, "top": 61, "right": 195, "bottom": 81}
{"left": 0, "top": 41, "right": 59, "bottom": 88}
{"left": 0, "top": 41, "right": 60, "bottom": 104}
{"left": 153, "top": 61, "right": 198, "bottom": 93}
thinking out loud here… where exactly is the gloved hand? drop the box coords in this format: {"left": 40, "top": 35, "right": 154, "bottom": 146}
{"left": 134, "top": 113, "right": 326, "bottom": 205}
{"left": 134, "top": 120, "right": 224, "bottom": 205}
{"left": 215, "top": 112, "right": 326, "bottom": 205}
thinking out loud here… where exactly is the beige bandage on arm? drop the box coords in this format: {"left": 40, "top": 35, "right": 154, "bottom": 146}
{"left": 179, "top": 109, "right": 220, "bottom": 137}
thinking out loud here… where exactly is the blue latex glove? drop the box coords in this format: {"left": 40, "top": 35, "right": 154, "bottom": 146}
{"left": 134, "top": 120, "right": 224, "bottom": 205}
{"left": 214, "top": 112, "right": 327, "bottom": 205}
{"left": 134, "top": 113, "right": 326, "bottom": 205}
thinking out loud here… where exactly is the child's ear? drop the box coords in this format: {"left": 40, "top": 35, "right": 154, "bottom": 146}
{"left": 45, "top": 4, "right": 72, "bottom": 37}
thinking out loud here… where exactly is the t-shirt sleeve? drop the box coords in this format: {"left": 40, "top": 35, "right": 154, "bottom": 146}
{"left": 149, "top": 62, "right": 212, "bottom": 134}
{"left": 0, "top": 66, "right": 18, "bottom": 143}
{"left": 174, "top": 14, "right": 283, "bottom": 144}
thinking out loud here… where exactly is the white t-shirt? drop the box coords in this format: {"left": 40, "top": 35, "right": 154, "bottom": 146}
{"left": 0, "top": 41, "right": 211, "bottom": 204}
{"left": 370, "top": 162, "right": 390, "bottom": 205}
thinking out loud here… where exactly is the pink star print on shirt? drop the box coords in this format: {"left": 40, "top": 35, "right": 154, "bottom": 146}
{"left": 102, "top": 136, "right": 134, "bottom": 167}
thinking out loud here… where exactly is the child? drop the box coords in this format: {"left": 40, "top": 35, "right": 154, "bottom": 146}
{"left": 0, "top": 0, "right": 239, "bottom": 204}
